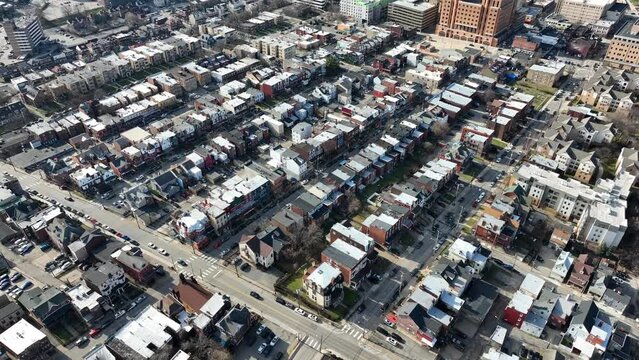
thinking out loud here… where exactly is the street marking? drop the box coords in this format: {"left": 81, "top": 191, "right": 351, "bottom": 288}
{"left": 357, "top": 333, "right": 363, "bottom": 341}
{"left": 212, "top": 269, "right": 222, "bottom": 278}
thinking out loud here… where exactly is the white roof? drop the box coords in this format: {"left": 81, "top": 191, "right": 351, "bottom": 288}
{"left": 520, "top": 274, "right": 544, "bottom": 298}
{"left": 508, "top": 291, "right": 534, "bottom": 313}
{"left": 307, "top": 262, "right": 341, "bottom": 289}
{"left": 0, "top": 319, "right": 47, "bottom": 355}
{"left": 331, "top": 239, "right": 367, "bottom": 262}
{"left": 448, "top": 238, "right": 478, "bottom": 261}
{"left": 112, "top": 306, "right": 180, "bottom": 359}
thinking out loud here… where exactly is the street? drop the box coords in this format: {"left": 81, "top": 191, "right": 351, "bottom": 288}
{"left": 0, "top": 163, "right": 404, "bottom": 360}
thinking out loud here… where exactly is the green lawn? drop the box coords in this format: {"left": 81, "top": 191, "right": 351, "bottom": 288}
{"left": 342, "top": 288, "right": 360, "bottom": 308}
{"left": 285, "top": 266, "right": 308, "bottom": 294}
{"left": 491, "top": 138, "right": 510, "bottom": 149}
{"left": 514, "top": 81, "right": 555, "bottom": 111}
{"left": 50, "top": 324, "right": 73, "bottom": 345}
{"left": 359, "top": 160, "right": 418, "bottom": 200}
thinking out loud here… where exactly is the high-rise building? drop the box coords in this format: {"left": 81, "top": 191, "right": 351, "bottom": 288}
{"left": 435, "top": 0, "right": 517, "bottom": 46}
{"left": 340, "top": 0, "right": 394, "bottom": 24}
{"left": 388, "top": 0, "right": 439, "bottom": 31}
{"left": 604, "top": 17, "right": 639, "bottom": 73}
{"left": 294, "top": 0, "right": 329, "bottom": 9}
{"left": 2, "top": 17, "right": 45, "bottom": 57}
{"left": 555, "top": 0, "right": 613, "bottom": 25}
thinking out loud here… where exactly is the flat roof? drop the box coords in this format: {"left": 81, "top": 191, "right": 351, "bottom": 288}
{"left": 0, "top": 319, "right": 46, "bottom": 355}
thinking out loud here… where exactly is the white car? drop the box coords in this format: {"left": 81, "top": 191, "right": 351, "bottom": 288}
{"left": 114, "top": 310, "right": 126, "bottom": 319}
{"left": 307, "top": 314, "right": 319, "bottom": 322}
{"left": 269, "top": 336, "right": 279, "bottom": 347}
{"left": 433, "top": 244, "right": 441, "bottom": 252}
{"left": 148, "top": 243, "right": 157, "bottom": 249}
{"left": 386, "top": 336, "right": 398, "bottom": 347}
{"left": 158, "top": 249, "right": 168, "bottom": 256}
{"left": 295, "top": 307, "right": 306, "bottom": 316}
{"left": 257, "top": 343, "right": 268, "bottom": 354}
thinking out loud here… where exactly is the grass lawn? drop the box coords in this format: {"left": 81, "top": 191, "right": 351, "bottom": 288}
{"left": 441, "top": 192, "right": 455, "bottom": 204}
{"left": 50, "top": 324, "right": 73, "bottom": 345}
{"left": 399, "top": 232, "right": 416, "bottom": 247}
{"left": 459, "top": 173, "right": 474, "bottom": 183}
{"left": 514, "top": 81, "right": 555, "bottom": 111}
{"left": 285, "top": 265, "right": 308, "bottom": 294}
{"left": 462, "top": 161, "right": 485, "bottom": 179}
{"left": 601, "top": 157, "right": 617, "bottom": 179}
{"left": 371, "top": 257, "right": 392, "bottom": 274}
{"left": 491, "top": 138, "right": 510, "bottom": 149}
{"left": 359, "top": 160, "right": 418, "bottom": 200}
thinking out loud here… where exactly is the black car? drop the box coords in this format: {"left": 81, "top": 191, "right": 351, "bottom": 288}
{"left": 376, "top": 326, "right": 389, "bottom": 336}
{"left": 130, "top": 240, "right": 140, "bottom": 246}
{"left": 415, "top": 241, "right": 423, "bottom": 249}
{"left": 391, "top": 333, "right": 405, "bottom": 344}
{"left": 240, "top": 263, "right": 251, "bottom": 272}
{"left": 250, "top": 291, "right": 262, "bottom": 300}
{"left": 263, "top": 345, "right": 273, "bottom": 356}
{"left": 275, "top": 297, "right": 286, "bottom": 305}
{"left": 357, "top": 303, "right": 366, "bottom": 313}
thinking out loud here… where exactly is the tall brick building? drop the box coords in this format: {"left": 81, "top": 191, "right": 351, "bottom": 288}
{"left": 435, "top": 0, "right": 517, "bottom": 46}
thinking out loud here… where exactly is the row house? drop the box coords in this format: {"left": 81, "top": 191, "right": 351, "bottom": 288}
{"left": 461, "top": 125, "right": 494, "bottom": 155}
{"left": 211, "top": 57, "right": 261, "bottom": 83}
{"left": 474, "top": 195, "right": 528, "bottom": 248}
{"left": 69, "top": 164, "right": 115, "bottom": 191}
{"left": 321, "top": 239, "right": 371, "bottom": 289}
{"left": 329, "top": 223, "right": 374, "bottom": 253}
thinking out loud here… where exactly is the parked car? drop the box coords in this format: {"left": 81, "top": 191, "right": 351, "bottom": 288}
{"left": 177, "top": 259, "right": 188, "bottom": 267}
{"left": 386, "top": 336, "right": 398, "bottom": 347}
{"left": 89, "top": 328, "right": 101, "bottom": 337}
{"left": 75, "top": 336, "right": 89, "bottom": 347}
{"left": 136, "top": 295, "right": 147, "bottom": 304}
{"left": 256, "top": 324, "right": 268, "bottom": 336}
{"left": 295, "top": 307, "right": 306, "bottom": 316}
{"left": 257, "top": 343, "right": 268, "bottom": 354}
{"left": 19, "top": 281, "right": 32, "bottom": 290}
{"left": 275, "top": 297, "right": 286, "bottom": 305}
{"left": 148, "top": 243, "right": 157, "bottom": 249}
{"left": 114, "top": 310, "right": 126, "bottom": 319}
{"left": 240, "top": 263, "right": 251, "bottom": 272}
{"left": 158, "top": 249, "right": 168, "bottom": 256}
{"left": 307, "top": 314, "right": 319, "bottom": 322}
{"left": 391, "top": 333, "right": 405, "bottom": 344}
{"left": 249, "top": 291, "right": 262, "bottom": 300}
{"left": 384, "top": 319, "right": 396, "bottom": 328}
{"left": 269, "top": 336, "right": 279, "bottom": 347}
{"left": 376, "top": 326, "right": 389, "bottom": 336}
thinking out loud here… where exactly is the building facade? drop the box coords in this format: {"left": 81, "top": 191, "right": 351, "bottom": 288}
{"left": 435, "top": 0, "right": 517, "bottom": 46}
{"left": 605, "top": 17, "right": 639, "bottom": 73}
{"left": 555, "top": 0, "right": 613, "bottom": 25}
{"left": 388, "top": 1, "right": 439, "bottom": 31}
{"left": 2, "top": 17, "right": 45, "bottom": 56}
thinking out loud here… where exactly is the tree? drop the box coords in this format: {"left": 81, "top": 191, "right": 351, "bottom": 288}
{"left": 431, "top": 122, "right": 450, "bottom": 138}
{"left": 325, "top": 55, "right": 341, "bottom": 77}
{"left": 346, "top": 195, "right": 362, "bottom": 216}
{"left": 281, "top": 222, "right": 326, "bottom": 269}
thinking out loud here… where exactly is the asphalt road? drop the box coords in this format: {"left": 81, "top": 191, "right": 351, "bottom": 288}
{"left": 2, "top": 164, "right": 402, "bottom": 360}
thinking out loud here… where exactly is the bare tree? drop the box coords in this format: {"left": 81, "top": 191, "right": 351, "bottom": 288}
{"left": 431, "top": 122, "right": 450, "bottom": 138}
{"left": 281, "top": 222, "right": 325, "bottom": 268}
{"left": 346, "top": 195, "right": 362, "bottom": 216}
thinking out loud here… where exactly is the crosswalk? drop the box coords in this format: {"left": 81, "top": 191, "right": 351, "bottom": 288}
{"left": 301, "top": 335, "right": 322, "bottom": 350}
{"left": 178, "top": 253, "right": 222, "bottom": 280}
{"left": 341, "top": 323, "right": 365, "bottom": 341}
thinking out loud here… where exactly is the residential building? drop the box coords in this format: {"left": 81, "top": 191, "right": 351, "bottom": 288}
{"left": 605, "top": 17, "right": 639, "bottom": 72}
{"left": 446, "top": 238, "right": 488, "bottom": 273}
{"left": 0, "top": 319, "right": 53, "bottom": 360}
{"left": 321, "top": 239, "right": 370, "bottom": 289}
{"left": 2, "top": 17, "right": 45, "bottom": 56}
{"left": 436, "top": 0, "right": 517, "bottom": 46}
{"left": 328, "top": 223, "right": 374, "bottom": 253}
{"left": 83, "top": 262, "right": 127, "bottom": 296}
{"left": 67, "top": 284, "right": 108, "bottom": 325}
{"left": 304, "top": 262, "right": 344, "bottom": 308}
{"left": 17, "top": 287, "right": 76, "bottom": 328}
{"left": 474, "top": 195, "right": 527, "bottom": 248}
{"left": 216, "top": 305, "right": 252, "bottom": 348}
{"left": 564, "top": 300, "right": 613, "bottom": 359}
{"left": 576, "top": 200, "right": 627, "bottom": 249}
{"left": 394, "top": 302, "right": 442, "bottom": 348}
{"left": 555, "top": 0, "right": 613, "bottom": 25}
{"left": 112, "top": 246, "right": 155, "bottom": 284}
{"left": 45, "top": 217, "right": 84, "bottom": 254}
{"left": 551, "top": 251, "right": 574, "bottom": 282}
{"left": 461, "top": 124, "right": 493, "bottom": 154}
{"left": 239, "top": 226, "right": 284, "bottom": 269}
{"left": 387, "top": 1, "right": 439, "bottom": 31}
{"left": 567, "top": 254, "right": 596, "bottom": 291}
{"left": 527, "top": 62, "right": 565, "bottom": 88}
{"left": 503, "top": 291, "right": 534, "bottom": 327}
{"left": 520, "top": 290, "right": 557, "bottom": 338}
{"left": 107, "top": 306, "right": 181, "bottom": 360}
{"left": 0, "top": 295, "right": 25, "bottom": 332}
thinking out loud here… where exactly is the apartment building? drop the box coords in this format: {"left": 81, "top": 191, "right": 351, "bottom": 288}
{"left": 252, "top": 37, "right": 296, "bottom": 60}
{"left": 340, "top": 0, "right": 389, "bottom": 24}
{"left": 577, "top": 200, "right": 627, "bottom": 249}
{"left": 527, "top": 62, "right": 565, "bottom": 88}
{"left": 605, "top": 17, "right": 639, "bottom": 72}
{"left": 555, "top": 0, "right": 613, "bottom": 25}
{"left": 304, "top": 262, "right": 344, "bottom": 308}
{"left": 515, "top": 164, "right": 604, "bottom": 221}
{"left": 388, "top": 0, "right": 439, "bottom": 31}
{"left": 3, "top": 16, "right": 45, "bottom": 56}
{"left": 436, "top": 0, "right": 517, "bottom": 46}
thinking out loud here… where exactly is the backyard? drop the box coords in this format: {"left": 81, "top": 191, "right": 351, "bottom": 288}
{"left": 459, "top": 160, "right": 485, "bottom": 183}
{"left": 514, "top": 81, "right": 555, "bottom": 111}
{"left": 491, "top": 138, "right": 510, "bottom": 150}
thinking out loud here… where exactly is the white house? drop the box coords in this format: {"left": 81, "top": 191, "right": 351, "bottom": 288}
{"left": 446, "top": 238, "right": 488, "bottom": 273}
{"left": 292, "top": 122, "right": 312, "bottom": 144}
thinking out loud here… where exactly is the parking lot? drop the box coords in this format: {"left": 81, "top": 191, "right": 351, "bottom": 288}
{"left": 235, "top": 318, "right": 295, "bottom": 360}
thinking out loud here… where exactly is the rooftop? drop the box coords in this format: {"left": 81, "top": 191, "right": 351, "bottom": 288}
{"left": 0, "top": 319, "right": 46, "bottom": 355}
{"left": 306, "top": 262, "right": 341, "bottom": 289}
